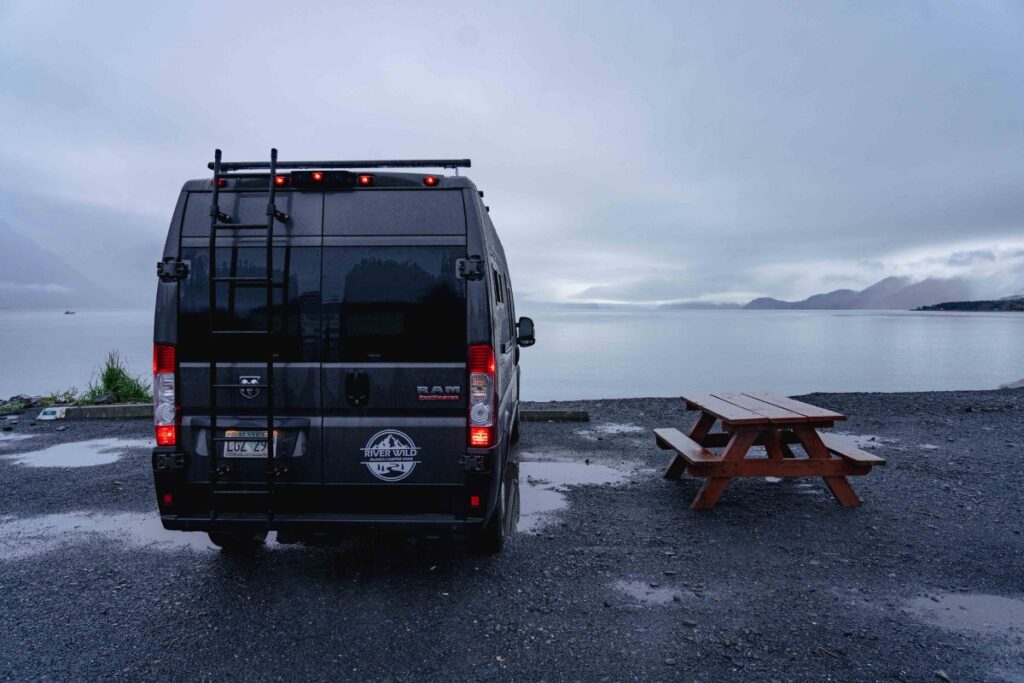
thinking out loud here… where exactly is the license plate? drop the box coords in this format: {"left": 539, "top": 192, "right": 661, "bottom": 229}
{"left": 223, "top": 430, "right": 278, "bottom": 458}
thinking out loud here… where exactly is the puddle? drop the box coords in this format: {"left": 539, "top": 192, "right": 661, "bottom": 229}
{"left": 576, "top": 423, "right": 646, "bottom": 440}
{"left": 2, "top": 438, "right": 153, "bottom": 467}
{"left": 0, "top": 433, "right": 36, "bottom": 448}
{"left": 0, "top": 511, "right": 217, "bottom": 561}
{"left": 613, "top": 579, "right": 684, "bottom": 605}
{"left": 835, "top": 433, "right": 899, "bottom": 449}
{"left": 518, "top": 460, "right": 629, "bottom": 532}
{"left": 908, "top": 593, "right": 1024, "bottom": 642}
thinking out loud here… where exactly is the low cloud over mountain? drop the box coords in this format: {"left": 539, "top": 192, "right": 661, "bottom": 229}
{"left": 0, "top": 221, "right": 121, "bottom": 308}
{"left": 744, "top": 276, "right": 977, "bottom": 310}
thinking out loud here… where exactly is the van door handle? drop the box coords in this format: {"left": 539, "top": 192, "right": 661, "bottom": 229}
{"left": 345, "top": 370, "right": 369, "bottom": 407}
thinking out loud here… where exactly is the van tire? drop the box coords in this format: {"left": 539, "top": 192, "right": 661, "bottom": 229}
{"left": 471, "top": 472, "right": 505, "bottom": 555}
{"left": 208, "top": 530, "right": 267, "bottom": 552}
{"left": 510, "top": 406, "right": 521, "bottom": 445}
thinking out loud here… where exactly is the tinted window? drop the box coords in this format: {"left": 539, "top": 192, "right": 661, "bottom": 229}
{"left": 178, "top": 246, "right": 321, "bottom": 361}
{"left": 323, "top": 247, "right": 466, "bottom": 362}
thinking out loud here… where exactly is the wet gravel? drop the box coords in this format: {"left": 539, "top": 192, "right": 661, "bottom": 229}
{"left": 1, "top": 389, "right": 1023, "bottom": 682}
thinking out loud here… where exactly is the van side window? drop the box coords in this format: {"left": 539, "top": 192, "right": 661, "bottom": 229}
{"left": 505, "top": 278, "right": 516, "bottom": 334}
{"left": 491, "top": 265, "right": 509, "bottom": 342}
{"left": 492, "top": 269, "right": 504, "bottom": 304}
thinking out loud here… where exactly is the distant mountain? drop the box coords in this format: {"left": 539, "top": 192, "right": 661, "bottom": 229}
{"left": 744, "top": 276, "right": 976, "bottom": 310}
{"left": 0, "top": 220, "right": 118, "bottom": 308}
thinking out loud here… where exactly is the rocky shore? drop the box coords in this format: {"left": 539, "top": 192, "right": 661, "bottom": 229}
{"left": 0, "top": 388, "right": 1022, "bottom": 681}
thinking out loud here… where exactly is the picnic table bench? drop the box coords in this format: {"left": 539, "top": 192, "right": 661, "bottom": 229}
{"left": 654, "top": 392, "right": 885, "bottom": 510}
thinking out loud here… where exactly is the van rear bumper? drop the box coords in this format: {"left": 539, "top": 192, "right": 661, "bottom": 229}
{"left": 160, "top": 512, "right": 485, "bottom": 536}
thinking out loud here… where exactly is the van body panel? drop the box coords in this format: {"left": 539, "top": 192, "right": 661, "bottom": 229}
{"left": 323, "top": 190, "right": 466, "bottom": 235}
{"left": 182, "top": 190, "right": 323, "bottom": 237}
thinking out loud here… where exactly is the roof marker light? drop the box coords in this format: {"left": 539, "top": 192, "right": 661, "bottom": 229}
{"left": 274, "top": 175, "right": 287, "bottom": 186}
{"left": 311, "top": 171, "right": 324, "bottom": 182}
{"left": 358, "top": 174, "right": 374, "bottom": 186}
{"left": 423, "top": 175, "right": 439, "bottom": 187}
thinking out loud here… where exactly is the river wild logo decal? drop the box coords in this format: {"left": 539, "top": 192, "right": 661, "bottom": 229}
{"left": 360, "top": 429, "right": 420, "bottom": 482}
{"left": 239, "top": 376, "right": 261, "bottom": 400}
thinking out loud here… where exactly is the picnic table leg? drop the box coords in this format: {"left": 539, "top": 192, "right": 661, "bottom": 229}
{"left": 793, "top": 426, "right": 861, "bottom": 507}
{"left": 664, "top": 411, "right": 716, "bottom": 480}
{"left": 691, "top": 430, "right": 757, "bottom": 511}
{"left": 763, "top": 429, "right": 790, "bottom": 460}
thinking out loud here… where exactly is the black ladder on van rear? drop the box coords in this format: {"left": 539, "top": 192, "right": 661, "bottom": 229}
{"left": 206, "top": 148, "right": 289, "bottom": 523}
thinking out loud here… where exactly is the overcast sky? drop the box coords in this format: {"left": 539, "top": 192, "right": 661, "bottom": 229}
{"left": 2, "top": 1, "right": 1022, "bottom": 305}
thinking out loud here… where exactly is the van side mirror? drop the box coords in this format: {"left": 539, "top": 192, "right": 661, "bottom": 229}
{"left": 517, "top": 317, "right": 535, "bottom": 347}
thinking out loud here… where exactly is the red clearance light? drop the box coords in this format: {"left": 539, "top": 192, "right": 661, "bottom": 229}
{"left": 469, "top": 495, "right": 481, "bottom": 508}
{"left": 211, "top": 178, "right": 227, "bottom": 188}
{"left": 162, "top": 493, "right": 173, "bottom": 505}
{"left": 311, "top": 171, "right": 325, "bottom": 182}
{"left": 423, "top": 175, "right": 439, "bottom": 187}
{"left": 156, "top": 424, "right": 177, "bottom": 447}
{"left": 357, "top": 174, "right": 374, "bottom": 186}
{"left": 274, "top": 175, "right": 287, "bottom": 186}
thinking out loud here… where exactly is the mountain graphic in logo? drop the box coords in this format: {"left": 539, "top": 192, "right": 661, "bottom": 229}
{"left": 360, "top": 429, "right": 420, "bottom": 482}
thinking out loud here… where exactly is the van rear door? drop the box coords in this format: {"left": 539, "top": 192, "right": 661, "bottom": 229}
{"left": 176, "top": 190, "right": 323, "bottom": 489}
{"left": 320, "top": 190, "right": 468, "bottom": 502}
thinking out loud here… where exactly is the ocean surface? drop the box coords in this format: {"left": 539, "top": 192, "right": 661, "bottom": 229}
{"left": 1, "top": 308, "right": 1022, "bottom": 401}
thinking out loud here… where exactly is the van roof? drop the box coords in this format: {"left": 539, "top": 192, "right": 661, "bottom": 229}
{"left": 180, "top": 172, "right": 480, "bottom": 193}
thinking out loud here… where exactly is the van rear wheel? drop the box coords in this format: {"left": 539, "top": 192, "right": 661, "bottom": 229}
{"left": 208, "top": 530, "right": 268, "bottom": 553}
{"left": 510, "top": 407, "right": 521, "bottom": 444}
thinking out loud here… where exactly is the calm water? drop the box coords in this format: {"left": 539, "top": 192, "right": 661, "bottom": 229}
{"left": 1, "top": 308, "right": 1022, "bottom": 401}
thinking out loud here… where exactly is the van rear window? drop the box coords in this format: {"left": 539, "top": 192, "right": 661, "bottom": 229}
{"left": 176, "top": 246, "right": 465, "bottom": 363}
{"left": 323, "top": 246, "right": 465, "bottom": 362}
{"left": 177, "top": 247, "right": 322, "bottom": 362}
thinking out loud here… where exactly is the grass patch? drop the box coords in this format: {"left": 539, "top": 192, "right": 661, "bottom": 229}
{"left": 2, "top": 351, "right": 151, "bottom": 412}
{"left": 83, "top": 351, "right": 151, "bottom": 404}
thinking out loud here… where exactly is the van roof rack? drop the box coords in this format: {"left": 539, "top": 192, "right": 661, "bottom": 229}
{"left": 208, "top": 158, "right": 471, "bottom": 171}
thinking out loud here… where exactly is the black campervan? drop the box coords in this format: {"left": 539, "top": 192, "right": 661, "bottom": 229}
{"left": 151, "top": 150, "right": 534, "bottom": 553}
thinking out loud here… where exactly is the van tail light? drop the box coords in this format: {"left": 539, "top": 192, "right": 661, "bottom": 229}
{"left": 153, "top": 344, "right": 177, "bottom": 447}
{"left": 468, "top": 344, "right": 496, "bottom": 448}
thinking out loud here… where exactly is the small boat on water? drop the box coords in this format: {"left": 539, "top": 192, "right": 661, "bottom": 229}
{"left": 64, "top": 310, "right": 76, "bottom": 315}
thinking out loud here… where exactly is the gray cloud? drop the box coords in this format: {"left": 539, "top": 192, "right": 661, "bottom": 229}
{"left": 1, "top": 1, "right": 1022, "bottom": 305}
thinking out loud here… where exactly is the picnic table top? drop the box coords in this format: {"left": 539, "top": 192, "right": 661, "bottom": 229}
{"left": 682, "top": 392, "right": 845, "bottom": 427}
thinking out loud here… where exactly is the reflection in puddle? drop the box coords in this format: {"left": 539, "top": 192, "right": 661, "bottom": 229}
{"left": 613, "top": 580, "right": 684, "bottom": 605}
{"left": 518, "top": 460, "right": 629, "bottom": 532}
{"left": 908, "top": 593, "right": 1024, "bottom": 641}
{"left": 836, "top": 433, "right": 899, "bottom": 449}
{"left": 2, "top": 438, "right": 153, "bottom": 467}
{"left": 0, "top": 511, "right": 217, "bottom": 561}
{"left": 576, "top": 423, "right": 646, "bottom": 440}
{"left": 0, "top": 433, "right": 36, "bottom": 447}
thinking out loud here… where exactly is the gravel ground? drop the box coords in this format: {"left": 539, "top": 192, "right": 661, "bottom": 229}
{"left": 0, "top": 390, "right": 1022, "bottom": 682}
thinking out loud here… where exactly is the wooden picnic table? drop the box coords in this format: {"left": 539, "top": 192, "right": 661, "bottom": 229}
{"left": 654, "top": 392, "right": 885, "bottom": 510}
